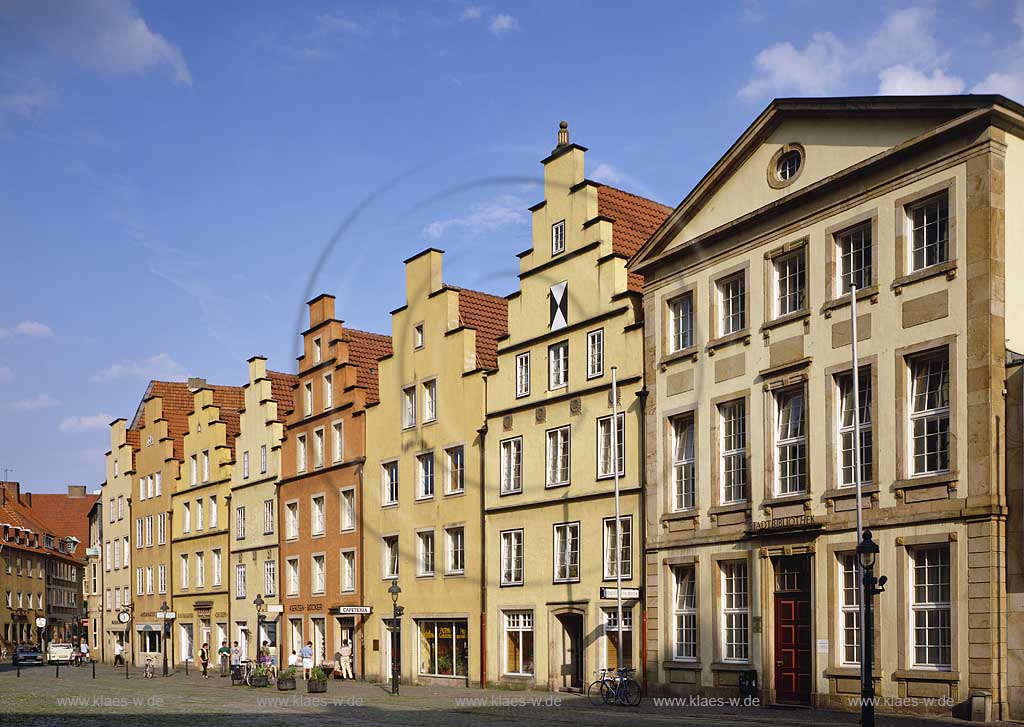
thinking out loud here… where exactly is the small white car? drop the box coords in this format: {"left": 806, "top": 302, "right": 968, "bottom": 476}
{"left": 46, "top": 642, "right": 74, "bottom": 665}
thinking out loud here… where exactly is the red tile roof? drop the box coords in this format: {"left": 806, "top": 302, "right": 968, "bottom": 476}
{"left": 458, "top": 288, "right": 509, "bottom": 370}
{"left": 596, "top": 184, "right": 672, "bottom": 292}
{"left": 210, "top": 385, "right": 245, "bottom": 454}
{"left": 0, "top": 486, "right": 88, "bottom": 563}
{"left": 24, "top": 492, "right": 97, "bottom": 562}
{"left": 129, "top": 381, "right": 194, "bottom": 462}
{"left": 267, "top": 371, "right": 299, "bottom": 421}
{"left": 343, "top": 329, "right": 393, "bottom": 405}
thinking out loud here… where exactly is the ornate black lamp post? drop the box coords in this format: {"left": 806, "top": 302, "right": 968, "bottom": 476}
{"left": 253, "top": 594, "right": 265, "bottom": 663}
{"left": 388, "top": 580, "right": 402, "bottom": 696}
{"left": 856, "top": 531, "right": 887, "bottom": 727}
{"left": 159, "top": 601, "right": 170, "bottom": 677}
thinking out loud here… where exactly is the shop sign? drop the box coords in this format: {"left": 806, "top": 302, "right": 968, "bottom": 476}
{"left": 600, "top": 587, "right": 640, "bottom": 600}
{"left": 749, "top": 514, "right": 818, "bottom": 533}
{"left": 329, "top": 606, "right": 371, "bottom": 615}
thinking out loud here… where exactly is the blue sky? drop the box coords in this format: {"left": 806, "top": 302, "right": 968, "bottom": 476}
{"left": 0, "top": 0, "right": 1020, "bottom": 492}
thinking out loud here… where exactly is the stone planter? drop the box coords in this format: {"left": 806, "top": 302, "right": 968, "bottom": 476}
{"left": 307, "top": 678, "right": 327, "bottom": 693}
{"left": 250, "top": 675, "right": 269, "bottom": 688}
{"left": 277, "top": 677, "right": 296, "bottom": 691}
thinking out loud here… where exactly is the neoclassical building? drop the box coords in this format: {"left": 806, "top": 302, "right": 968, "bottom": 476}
{"left": 630, "top": 95, "right": 1024, "bottom": 719}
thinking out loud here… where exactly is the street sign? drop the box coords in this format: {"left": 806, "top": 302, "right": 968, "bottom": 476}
{"left": 34, "top": 617, "right": 46, "bottom": 628}
{"left": 330, "top": 606, "right": 372, "bottom": 615}
{"left": 266, "top": 604, "right": 284, "bottom": 614}
{"left": 156, "top": 611, "right": 176, "bottom": 620}
{"left": 599, "top": 587, "right": 640, "bottom": 600}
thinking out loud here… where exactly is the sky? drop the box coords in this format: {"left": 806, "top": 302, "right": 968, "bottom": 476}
{"left": 0, "top": 0, "right": 1021, "bottom": 492}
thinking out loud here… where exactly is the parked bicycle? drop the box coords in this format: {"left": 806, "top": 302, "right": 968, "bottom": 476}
{"left": 587, "top": 667, "right": 642, "bottom": 706}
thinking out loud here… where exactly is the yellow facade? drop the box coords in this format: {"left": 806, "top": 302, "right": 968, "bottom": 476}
{"left": 96, "top": 419, "right": 135, "bottom": 662}
{"left": 363, "top": 249, "right": 504, "bottom": 686}
{"left": 483, "top": 128, "right": 667, "bottom": 690}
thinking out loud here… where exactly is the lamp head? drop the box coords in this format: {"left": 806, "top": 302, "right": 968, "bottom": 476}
{"left": 857, "top": 529, "right": 879, "bottom": 570}
{"left": 254, "top": 594, "right": 264, "bottom": 613}
{"left": 388, "top": 579, "right": 401, "bottom": 604}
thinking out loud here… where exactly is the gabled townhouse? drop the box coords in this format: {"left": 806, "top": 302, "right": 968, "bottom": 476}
{"left": 228, "top": 357, "right": 297, "bottom": 661}
{"left": 279, "top": 294, "right": 391, "bottom": 673}
{"left": 483, "top": 123, "right": 670, "bottom": 691}
{"left": 629, "top": 94, "right": 1024, "bottom": 719}
{"left": 169, "top": 381, "right": 243, "bottom": 665}
{"left": 363, "top": 248, "right": 507, "bottom": 687}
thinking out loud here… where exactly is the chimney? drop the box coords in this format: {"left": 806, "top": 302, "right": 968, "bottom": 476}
{"left": 67, "top": 485, "right": 87, "bottom": 498}
{"left": 308, "top": 294, "right": 336, "bottom": 328}
{"left": 188, "top": 377, "right": 207, "bottom": 390}
{"left": 557, "top": 120, "right": 569, "bottom": 147}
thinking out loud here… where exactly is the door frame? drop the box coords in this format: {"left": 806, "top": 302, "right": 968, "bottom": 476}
{"left": 769, "top": 552, "right": 814, "bottom": 705}
{"left": 549, "top": 607, "right": 586, "bottom": 692}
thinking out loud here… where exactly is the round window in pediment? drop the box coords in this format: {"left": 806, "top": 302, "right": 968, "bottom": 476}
{"left": 768, "top": 143, "right": 805, "bottom": 189}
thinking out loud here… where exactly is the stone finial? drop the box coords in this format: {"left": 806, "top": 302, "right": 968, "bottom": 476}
{"left": 557, "top": 120, "right": 569, "bottom": 147}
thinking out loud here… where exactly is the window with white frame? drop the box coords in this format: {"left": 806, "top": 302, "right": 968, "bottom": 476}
{"left": 909, "top": 193, "right": 950, "bottom": 272}
{"left": 912, "top": 546, "right": 951, "bottom": 668}
{"left": 312, "top": 554, "right": 326, "bottom": 594}
{"left": 504, "top": 611, "right": 534, "bottom": 675}
{"left": 243, "top": 451, "right": 250, "bottom": 479}
{"left": 775, "top": 388, "right": 807, "bottom": 495}
{"left": 551, "top": 220, "right": 566, "bottom": 255}
{"left": 402, "top": 386, "right": 416, "bottom": 428}
{"left": 209, "top": 495, "right": 217, "bottom": 528}
{"left": 446, "top": 446, "right": 464, "bottom": 494}
{"left": 235, "top": 563, "right": 246, "bottom": 599}
{"left": 190, "top": 454, "right": 198, "bottom": 485}
{"left": 446, "top": 526, "right": 465, "bottom": 574}
{"left": 548, "top": 341, "right": 569, "bottom": 390}
{"left": 413, "top": 323, "right": 424, "bottom": 349}
{"left": 323, "top": 373, "right": 333, "bottom": 410}
{"left": 423, "top": 379, "right": 437, "bottom": 423}
{"left": 145, "top": 566, "right": 154, "bottom": 595}
{"left": 332, "top": 421, "right": 344, "bottom": 463}
{"left": 839, "top": 554, "right": 860, "bottom": 665}
{"left": 158, "top": 564, "right": 166, "bottom": 594}
{"left": 500, "top": 438, "right": 523, "bottom": 494}
{"left": 587, "top": 329, "right": 604, "bottom": 379}
{"left": 313, "top": 428, "right": 324, "bottom": 469}
{"left": 303, "top": 382, "right": 313, "bottom": 417}
{"left": 672, "top": 415, "right": 695, "bottom": 510}
{"left": 837, "top": 223, "right": 872, "bottom": 294}
{"left": 180, "top": 554, "right": 190, "bottom": 590}
{"left": 286, "top": 557, "right": 299, "bottom": 596}
{"left": 136, "top": 567, "right": 144, "bottom": 596}
{"left": 340, "top": 489, "right": 355, "bottom": 531}
{"left": 145, "top": 517, "right": 153, "bottom": 547}
{"left": 669, "top": 294, "right": 694, "bottom": 352}
{"left": 118, "top": 494, "right": 125, "bottom": 519}
{"left": 340, "top": 551, "right": 355, "bottom": 592}
{"left": 296, "top": 434, "right": 307, "bottom": 473}
{"left": 235, "top": 506, "right": 246, "bottom": 540}
{"left": 196, "top": 551, "right": 206, "bottom": 588}
{"left": 157, "top": 513, "right": 166, "bottom": 545}
{"left": 553, "top": 522, "right": 580, "bottom": 582}
{"left": 597, "top": 413, "right": 625, "bottom": 478}
{"left": 313, "top": 337, "right": 322, "bottom": 363}
{"left": 260, "top": 444, "right": 267, "bottom": 474}
{"left": 182, "top": 502, "right": 191, "bottom": 533}
{"left": 837, "top": 369, "right": 873, "bottom": 487}
{"left": 202, "top": 450, "right": 210, "bottom": 481}
{"left": 546, "top": 426, "right": 570, "bottom": 487}
{"left": 311, "top": 495, "right": 325, "bottom": 536}
{"left": 910, "top": 353, "right": 950, "bottom": 476}
{"left": 383, "top": 536, "right": 399, "bottom": 579}
{"left": 718, "top": 273, "right": 746, "bottom": 336}
{"left": 673, "top": 566, "right": 697, "bottom": 660}
{"left": 775, "top": 249, "right": 806, "bottom": 316}
{"left": 123, "top": 536, "right": 129, "bottom": 566}
{"left": 602, "top": 607, "right": 633, "bottom": 669}
{"left": 603, "top": 516, "right": 632, "bottom": 579}
{"left": 382, "top": 462, "right": 399, "bottom": 505}
{"left": 515, "top": 352, "right": 530, "bottom": 398}
{"left": 211, "top": 549, "right": 222, "bottom": 586}
{"left": 196, "top": 498, "right": 204, "bottom": 530}
{"left": 418, "top": 531, "right": 435, "bottom": 576}
{"left": 155, "top": 471, "right": 162, "bottom": 496}
{"left": 264, "top": 560, "right": 276, "bottom": 596}
{"left": 417, "top": 452, "right": 435, "bottom": 498}
{"left": 263, "top": 499, "right": 274, "bottom": 534}
{"left": 500, "top": 529, "right": 524, "bottom": 585}
{"left": 721, "top": 560, "right": 749, "bottom": 662}
{"left": 285, "top": 501, "right": 299, "bottom": 540}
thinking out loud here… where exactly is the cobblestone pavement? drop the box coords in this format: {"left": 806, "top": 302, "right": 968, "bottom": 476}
{"left": 0, "top": 663, "right": 1005, "bottom": 727}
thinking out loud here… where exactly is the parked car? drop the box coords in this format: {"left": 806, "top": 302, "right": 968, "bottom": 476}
{"left": 47, "top": 642, "right": 74, "bottom": 665}
{"left": 13, "top": 645, "right": 43, "bottom": 666}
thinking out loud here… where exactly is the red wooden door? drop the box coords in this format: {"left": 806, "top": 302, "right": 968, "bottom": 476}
{"left": 774, "top": 593, "right": 811, "bottom": 703}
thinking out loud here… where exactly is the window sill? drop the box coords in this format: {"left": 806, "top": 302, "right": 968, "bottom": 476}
{"left": 824, "top": 666, "right": 884, "bottom": 679}
{"left": 545, "top": 482, "right": 570, "bottom": 490}
{"left": 499, "top": 489, "right": 523, "bottom": 497}
{"left": 444, "top": 490, "right": 466, "bottom": 498}
{"left": 759, "top": 309, "right": 810, "bottom": 334}
{"left": 892, "top": 668, "right": 959, "bottom": 682}
{"left": 892, "top": 259, "right": 958, "bottom": 293}
{"left": 553, "top": 578, "right": 581, "bottom": 586}
{"left": 821, "top": 285, "right": 879, "bottom": 317}
{"left": 822, "top": 483, "right": 879, "bottom": 501}
{"left": 663, "top": 660, "right": 702, "bottom": 671}
{"left": 661, "top": 509, "right": 699, "bottom": 524}
{"left": 596, "top": 473, "right": 626, "bottom": 482}
{"left": 658, "top": 346, "right": 699, "bottom": 368}
{"left": 710, "top": 661, "right": 751, "bottom": 672}
{"left": 761, "top": 493, "right": 811, "bottom": 509}
{"left": 414, "top": 495, "right": 436, "bottom": 503}
{"left": 893, "top": 472, "right": 958, "bottom": 493}
{"left": 499, "top": 581, "right": 524, "bottom": 588}
{"left": 708, "top": 502, "right": 750, "bottom": 516}
{"left": 415, "top": 573, "right": 435, "bottom": 580}
{"left": 443, "top": 571, "right": 465, "bottom": 579}
{"left": 706, "top": 330, "right": 751, "bottom": 355}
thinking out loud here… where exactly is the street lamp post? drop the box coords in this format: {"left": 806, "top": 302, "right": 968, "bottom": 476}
{"left": 856, "top": 530, "right": 887, "bottom": 727}
{"left": 159, "top": 601, "right": 170, "bottom": 677}
{"left": 388, "top": 580, "right": 402, "bottom": 696}
{"left": 253, "top": 594, "right": 265, "bottom": 664}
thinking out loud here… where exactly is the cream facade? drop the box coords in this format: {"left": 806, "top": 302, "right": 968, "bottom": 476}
{"left": 630, "top": 95, "right": 1023, "bottom": 719}
{"left": 364, "top": 249, "right": 506, "bottom": 687}
{"left": 484, "top": 126, "right": 670, "bottom": 691}
{"left": 228, "top": 357, "right": 296, "bottom": 662}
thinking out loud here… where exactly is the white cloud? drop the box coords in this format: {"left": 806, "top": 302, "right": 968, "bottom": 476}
{"left": 972, "top": 70, "right": 1024, "bottom": 99}
{"left": 738, "top": 32, "right": 848, "bottom": 101}
{"left": 422, "top": 195, "right": 527, "bottom": 241}
{"left": 13, "top": 320, "right": 53, "bottom": 337}
{"left": 460, "top": 5, "right": 484, "bottom": 21}
{"left": 0, "top": 1, "right": 191, "bottom": 86}
{"left": 0, "top": 367, "right": 11, "bottom": 384}
{"left": 92, "top": 352, "right": 186, "bottom": 382}
{"left": 861, "top": 7, "right": 945, "bottom": 73}
{"left": 878, "top": 65, "right": 965, "bottom": 95}
{"left": 489, "top": 14, "right": 519, "bottom": 35}
{"left": 59, "top": 412, "right": 113, "bottom": 433}
{"left": 6, "top": 393, "right": 60, "bottom": 411}
{"left": 0, "top": 86, "right": 55, "bottom": 118}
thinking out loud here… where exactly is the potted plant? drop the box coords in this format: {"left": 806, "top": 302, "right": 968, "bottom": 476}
{"left": 250, "top": 663, "right": 270, "bottom": 688}
{"left": 277, "top": 665, "right": 297, "bottom": 691}
{"left": 307, "top": 665, "right": 328, "bottom": 693}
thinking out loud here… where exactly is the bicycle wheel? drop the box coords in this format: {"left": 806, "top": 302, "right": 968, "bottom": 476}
{"left": 624, "top": 678, "right": 642, "bottom": 706}
{"left": 587, "top": 679, "right": 609, "bottom": 706}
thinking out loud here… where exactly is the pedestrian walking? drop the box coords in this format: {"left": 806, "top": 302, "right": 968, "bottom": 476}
{"left": 230, "top": 640, "right": 241, "bottom": 672}
{"left": 79, "top": 640, "right": 90, "bottom": 666}
{"left": 339, "top": 640, "right": 353, "bottom": 680}
{"left": 301, "top": 641, "right": 313, "bottom": 680}
{"left": 199, "top": 642, "right": 210, "bottom": 679}
{"left": 113, "top": 640, "right": 125, "bottom": 667}
{"left": 218, "top": 640, "right": 230, "bottom": 677}
{"left": 288, "top": 650, "right": 298, "bottom": 669}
